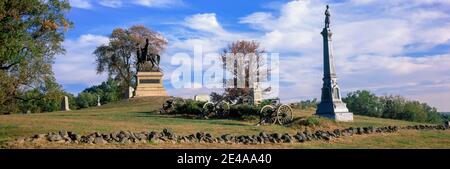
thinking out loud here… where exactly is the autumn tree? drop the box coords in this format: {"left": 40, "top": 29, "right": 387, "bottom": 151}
{"left": 93, "top": 25, "right": 167, "bottom": 97}
{"left": 0, "top": 0, "right": 73, "bottom": 114}
{"left": 221, "top": 40, "right": 267, "bottom": 101}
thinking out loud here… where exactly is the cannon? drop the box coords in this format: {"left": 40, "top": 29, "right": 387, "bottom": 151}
{"left": 258, "top": 98, "right": 293, "bottom": 125}
{"left": 202, "top": 100, "right": 230, "bottom": 119}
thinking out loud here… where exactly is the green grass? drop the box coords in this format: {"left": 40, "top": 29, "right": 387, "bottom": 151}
{"left": 0, "top": 97, "right": 449, "bottom": 149}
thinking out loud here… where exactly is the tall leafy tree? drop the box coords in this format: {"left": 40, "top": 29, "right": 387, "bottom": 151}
{"left": 0, "top": 0, "right": 73, "bottom": 114}
{"left": 93, "top": 25, "right": 167, "bottom": 96}
{"left": 344, "top": 90, "right": 384, "bottom": 117}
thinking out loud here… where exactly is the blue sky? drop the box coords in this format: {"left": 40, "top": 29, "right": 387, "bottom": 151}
{"left": 55, "top": 0, "right": 450, "bottom": 111}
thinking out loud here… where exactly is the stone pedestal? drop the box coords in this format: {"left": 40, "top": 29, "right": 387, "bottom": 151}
{"left": 316, "top": 101, "right": 353, "bottom": 122}
{"left": 135, "top": 71, "right": 167, "bottom": 97}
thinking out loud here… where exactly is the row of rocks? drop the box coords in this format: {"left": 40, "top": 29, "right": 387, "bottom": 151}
{"left": 14, "top": 124, "right": 449, "bottom": 145}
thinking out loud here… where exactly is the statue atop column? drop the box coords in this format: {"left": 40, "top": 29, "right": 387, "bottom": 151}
{"left": 136, "top": 38, "right": 161, "bottom": 72}
{"left": 134, "top": 38, "right": 167, "bottom": 97}
{"left": 325, "top": 5, "right": 331, "bottom": 28}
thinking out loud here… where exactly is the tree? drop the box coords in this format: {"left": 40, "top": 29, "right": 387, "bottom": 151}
{"left": 402, "top": 101, "right": 428, "bottom": 122}
{"left": 93, "top": 25, "right": 167, "bottom": 97}
{"left": 18, "top": 77, "right": 67, "bottom": 113}
{"left": 210, "top": 92, "right": 224, "bottom": 103}
{"left": 221, "top": 40, "right": 267, "bottom": 101}
{"left": 380, "top": 95, "right": 406, "bottom": 119}
{"left": 343, "top": 90, "right": 384, "bottom": 117}
{"left": 0, "top": 0, "right": 72, "bottom": 114}
{"left": 75, "top": 92, "right": 97, "bottom": 109}
{"left": 80, "top": 78, "right": 121, "bottom": 105}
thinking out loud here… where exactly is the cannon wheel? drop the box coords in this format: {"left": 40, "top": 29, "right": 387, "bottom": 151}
{"left": 202, "top": 102, "right": 215, "bottom": 118}
{"left": 260, "top": 105, "right": 277, "bottom": 125}
{"left": 276, "top": 104, "right": 293, "bottom": 125}
{"left": 215, "top": 101, "right": 230, "bottom": 118}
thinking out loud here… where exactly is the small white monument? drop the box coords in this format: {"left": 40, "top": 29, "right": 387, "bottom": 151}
{"left": 127, "top": 86, "right": 135, "bottom": 98}
{"left": 194, "top": 94, "right": 211, "bottom": 102}
{"left": 252, "top": 82, "right": 263, "bottom": 105}
{"left": 61, "top": 96, "right": 70, "bottom": 111}
{"left": 97, "top": 95, "right": 101, "bottom": 106}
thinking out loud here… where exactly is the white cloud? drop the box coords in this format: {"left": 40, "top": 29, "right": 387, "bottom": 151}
{"left": 184, "top": 13, "right": 225, "bottom": 35}
{"left": 349, "top": 0, "right": 376, "bottom": 5}
{"left": 99, "top": 0, "right": 123, "bottom": 8}
{"left": 238, "top": 0, "right": 324, "bottom": 52}
{"left": 53, "top": 34, "right": 109, "bottom": 86}
{"left": 69, "top": 0, "right": 92, "bottom": 9}
{"left": 132, "top": 0, "right": 183, "bottom": 8}
{"left": 167, "top": 12, "right": 251, "bottom": 54}
{"left": 239, "top": 12, "right": 274, "bottom": 31}
{"left": 334, "top": 19, "right": 412, "bottom": 57}
{"left": 69, "top": 0, "right": 184, "bottom": 9}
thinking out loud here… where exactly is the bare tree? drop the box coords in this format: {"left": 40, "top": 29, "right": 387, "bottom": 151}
{"left": 221, "top": 40, "right": 268, "bottom": 101}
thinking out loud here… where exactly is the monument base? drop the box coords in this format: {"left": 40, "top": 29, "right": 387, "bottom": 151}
{"left": 316, "top": 101, "right": 353, "bottom": 122}
{"left": 135, "top": 72, "right": 168, "bottom": 97}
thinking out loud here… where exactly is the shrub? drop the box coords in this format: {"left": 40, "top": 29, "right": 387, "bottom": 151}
{"left": 171, "top": 99, "right": 204, "bottom": 115}
{"left": 168, "top": 99, "right": 261, "bottom": 120}
{"left": 305, "top": 117, "right": 321, "bottom": 126}
{"left": 294, "top": 116, "right": 321, "bottom": 127}
{"left": 76, "top": 92, "right": 97, "bottom": 108}
{"left": 181, "top": 99, "right": 203, "bottom": 115}
{"left": 229, "top": 104, "right": 259, "bottom": 118}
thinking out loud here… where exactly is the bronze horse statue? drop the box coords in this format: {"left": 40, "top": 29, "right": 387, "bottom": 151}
{"left": 137, "top": 38, "right": 160, "bottom": 71}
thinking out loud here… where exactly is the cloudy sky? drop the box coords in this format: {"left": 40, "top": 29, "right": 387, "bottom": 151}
{"left": 56, "top": 0, "right": 450, "bottom": 111}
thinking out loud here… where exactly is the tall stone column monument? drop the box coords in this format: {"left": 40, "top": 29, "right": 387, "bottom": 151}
{"left": 316, "top": 5, "right": 353, "bottom": 122}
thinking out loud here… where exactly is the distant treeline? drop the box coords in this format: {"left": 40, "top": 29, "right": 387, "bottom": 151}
{"left": 343, "top": 90, "right": 446, "bottom": 123}
{"left": 8, "top": 78, "right": 122, "bottom": 114}
{"left": 292, "top": 90, "right": 447, "bottom": 124}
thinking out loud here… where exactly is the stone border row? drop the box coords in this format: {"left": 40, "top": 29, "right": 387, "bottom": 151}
{"left": 13, "top": 124, "right": 449, "bottom": 145}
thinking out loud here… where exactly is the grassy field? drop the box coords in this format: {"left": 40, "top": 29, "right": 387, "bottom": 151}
{"left": 1, "top": 97, "right": 449, "bottom": 149}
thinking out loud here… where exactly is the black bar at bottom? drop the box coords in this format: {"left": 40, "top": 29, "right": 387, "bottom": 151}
{"left": 0, "top": 149, "right": 447, "bottom": 168}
